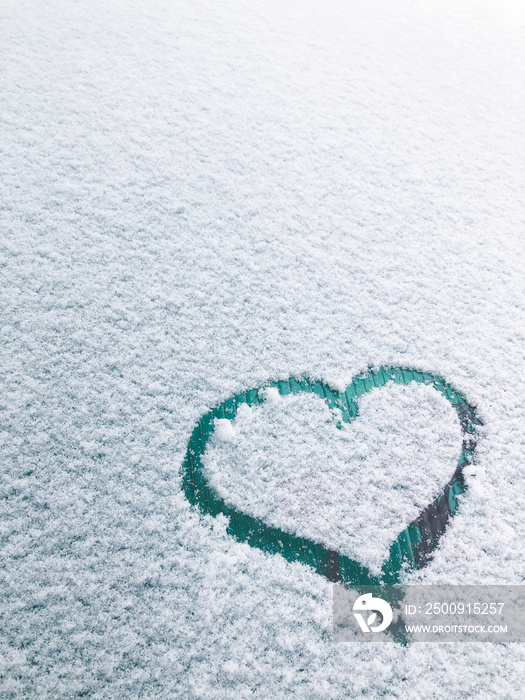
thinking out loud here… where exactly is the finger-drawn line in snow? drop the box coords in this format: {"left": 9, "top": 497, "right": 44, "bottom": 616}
{"left": 181, "top": 368, "right": 482, "bottom": 586}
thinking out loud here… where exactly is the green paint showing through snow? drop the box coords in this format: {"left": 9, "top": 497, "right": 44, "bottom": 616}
{"left": 181, "top": 367, "right": 482, "bottom": 586}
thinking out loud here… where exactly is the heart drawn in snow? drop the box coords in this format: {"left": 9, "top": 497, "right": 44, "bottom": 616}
{"left": 182, "top": 367, "right": 482, "bottom": 586}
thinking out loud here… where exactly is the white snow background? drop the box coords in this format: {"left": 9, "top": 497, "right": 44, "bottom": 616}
{"left": 1, "top": 0, "right": 525, "bottom": 697}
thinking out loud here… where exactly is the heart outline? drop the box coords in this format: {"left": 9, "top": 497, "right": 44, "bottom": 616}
{"left": 182, "top": 367, "right": 482, "bottom": 586}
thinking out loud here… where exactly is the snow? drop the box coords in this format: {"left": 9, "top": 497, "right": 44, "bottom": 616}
{"left": 205, "top": 382, "right": 463, "bottom": 575}
{"left": 1, "top": 0, "right": 525, "bottom": 697}
{"left": 463, "top": 464, "right": 488, "bottom": 499}
{"left": 214, "top": 417, "right": 237, "bottom": 443}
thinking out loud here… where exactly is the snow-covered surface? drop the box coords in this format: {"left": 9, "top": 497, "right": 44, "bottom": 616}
{"left": 205, "top": 383, "right": 463, "bottom": 574}
{"left": 1, "top": 0, "right": 525, "bottom": 697}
